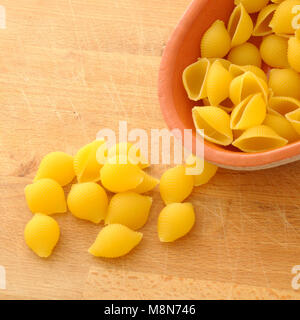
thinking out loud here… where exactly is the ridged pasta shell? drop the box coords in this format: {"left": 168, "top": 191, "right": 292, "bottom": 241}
{"left": 88, "top": 224, "right": 142, "bottom": 258}
{"left": 67, "top": 182, "right": 108, "bottom": 224}
{"left": 206, "top": 61, "right": 233, "bottom": 106}
{"left": 157, "top": 203, "right": 195, "bottom": 243}
{"left": 230, "top": 93, "right": 267, "bottom": 130}
{"left": 131, "top": 171, "right": 159, "bottom": 193}
{"left": 232, "top": 125, "right": 288, "bottom": 152}
{"left": 192, "top": 106, "right": 233, "bottom": 146}
{"left": 182, "top": 58, "right": 211, "bottom": 101}
{"left": 260, "top": 34, "right": 289, "bottom": 68}
{"left": 159, "top": 165, "right": 194, "bottom": 205}
{"left": 269, "top": 96, "right": 300, "bottom": 115}
{"left": 288, "top": 37, "right": 300, "bottom": 72}
{"left": 201, "top": 20, "right": 231, "bottom": 58}
{"left": 74, "top": 139, "right": 107, "bottom": 183}
{"left": 228, "top": 42, "right": 262, "bottom": 67}
{"left": 24, "top": 214, "right": 60, "bottom": 258}
{"left": 269, "top": 68, "right": 300, "bottom": 100}
{"left": 229, "top": 71, "right": 268, "bottom": 105}
{"left": 228, "top": 3, "right": 253, "bottom": 47}
{"left": 229, "top": 64, "right": 268, "bottom": 82}
{"left": 270, "top": 0, "right": 300, "bottom": 35}
{"left": 25, "top": 178, "right": 66, "bottom": 215}
{"left": 207, "top": 58, "right": 231, "bottom": 70}
{"left": 105, "top": 192, "right": 152, "bottom": 230}
{"left": 253, "top": 4, "right": 278, "bottom": 36}
{"left": 235, "top": 0, "right": 269, "bottom": 13}
{"left": 286, "top": 109, "right": 300, "bottom": 135}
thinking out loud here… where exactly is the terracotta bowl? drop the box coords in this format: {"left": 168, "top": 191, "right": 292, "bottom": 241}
{"left": 158, "top": 0, "right": 300, "bottom": 170}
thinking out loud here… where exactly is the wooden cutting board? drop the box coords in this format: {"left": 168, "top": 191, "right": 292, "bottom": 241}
{"left": 1, "top": 0, "right": 300, "bottom": 300}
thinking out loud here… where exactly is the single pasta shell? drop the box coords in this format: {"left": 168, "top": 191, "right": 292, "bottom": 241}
{"left": 228, "top": 42, "right": 262, "bottom": 68}
{"left": 269, "top": 0, "right": 300, "bottom": 35}
{"left": 88, "top": 224, "right": 143, "bottom": 258}
{"left": 74, "top": 139, "right": 107, "bottom": 183}
{"left": 67, "top": 182, "right": 108, "bottom": 224}
{"left": 201, "top": 20, "right": 231, "bottom": 58}
{"left": 25, "top": 178, "right": 66, "bottom": 215}
{"left": 269, "top": 68, "right": 300, "bottom": 100}
{"left": 234, "top": 0, "right": 269, "bottom": 13}
{"left": 230, "top": 93, "right": 267, "bottom": 130}
{"left": 24, "top": 213, "right": 60, "bottom": 258}
{"left": 269, "top": 96, "right": 300, "bottom": 115}
{"left": 157, "top": 203, "right": 195, "bottom": 242}
{"left": 131, "top": 171, "right": 159, "bottom": 194}
{"left": 253, "top": 4, "right": 278, "bottom": 36}
{"left": 207, "top": 61, "right": 233, "bottom": 106}
{"left": 192, "top": 106, "right": 233, "bottom": 146}
{"left": 232, "top": 125, "right": 288, "bottom": 152}
{"left": 260, "top": 34, "right": 289, "bottom": 68}
{"left": 288, "top": 37, "right": 300, "bottom": 72}
{"left": 185, "top": 154, "right": 218, "bottom": 187}
{"left": 228, "top": 3, "right": 253, "bottom": 47}
{"left": 230, "top": 71, "right": 268, "bottom": 105}
{"left": 34, "top": 152, "right": 75, "bottom": 187}
{"left": 263, "top": 113, "right": 299, "bottom": 142}
{"left": 100, "top": 156, "right": 144, "bottom": 193}
{"left": 207, "top": 58, "right": 231, "bottom": 70}
{"left": 229, "top": 64, "right": 268, "bottom": 83}
{"left": 286, "top": 109, "right": 300, "bottom": 135}
{"left": 160, "top": 165, "right": 194, "bottom": 205}
{"left": 182, "top": 58, "right": 211, "bottom": 101}
{"left": 105, "top": 192, "right": 152, "bottom": 230}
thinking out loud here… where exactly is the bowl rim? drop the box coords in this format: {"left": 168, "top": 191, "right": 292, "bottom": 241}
{"left": 158, "top": 0, "right": 300, "bottom": 170}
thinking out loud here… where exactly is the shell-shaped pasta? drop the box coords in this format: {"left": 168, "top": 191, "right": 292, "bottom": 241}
{"left": 206, "top": 61, "right": 233, "bottom": 105}
{"left": 201, "top": 20, "right": 231, "bottom": 58}
{"left": 34, "top": 152, "right": 75, "bottom": 187}
{"left": 263, "top": 113, "right": 299, "bottom": 142}
{"left": 67, "top": 182, "right": 108, "bottom": 223}
{"left": 74, "top": 139, "right": 107, "bottom": 183}
{"left": 232, "top": 125, "right": 288, "bottom": 152}
{"left": 160, "top": 165, "right": 194, "bottom": 205}
{"left": 105, "top": 192, "right": 152, "bottom": 230}
{"left": 286, "top": 109, "right": 300, "bottom": 135}
{"left": 270, "top": 0, "right": 300, "bottom": 35}
{"left": 88, "top": 224, "right": 142, "bottom": 258}
{"left": 207, "top": 58, "right": 231, "bottom": 70}
{"left": 157, "top": 203, "right": 195, "bottom": 242}
{"left": 288, "top": 37, "right": 300, "bottom": 72}
{"left": 100, "top": 156, "right": 144, "bottom": 193}
{"left": 253, "top": 4, "right": 278, "bottom": 36}
{"left": 25, "top": 178, "right": 66, "bottom": 215}
{"left": 235, "top": 0, "right": 269, "bottom": 13}
{"left": 228, "top": 3, "right": 253, "bottom": 47}
{"left": 24, "top": 214, "right": 60, "bottom": 258}
{"left": 230, "top": 93, "right": 267, "bottom": 130}
{"left": 229, "top": 64, "right": 268, "bottom": 82}
{"left": 230, "top": 71, "right": 268, "bottom": 105}
{"left": 269, "top": 96, "right": 300, "bottom": 116}
{"left": 269, "top": 69, "right": 300, "bottom": 100}
{"left": 202, "top": 98, "right": 234, "bottom": 113}
{"left": 228, "top": 42, "right": 262, "bottom": 67}
{"left": 182, "top": 58, "right": 210, "bottom": 101}
{"left": 192, "top": 106, "right": 233, "bottom": 146}
{"left": 131, "top": 171, "right": 159, "bottom": 193}
{"left": 296, "top": 29, "right": 300, "bottom": 40}
{"left": 185, "top": 155, "right": 218, "bottom": 187}
{"left": 260, "top": 34, "right": 289, "bottom": 68}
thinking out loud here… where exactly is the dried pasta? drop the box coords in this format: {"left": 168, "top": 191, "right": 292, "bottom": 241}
{"left": 234, "top": 0, "right": 269, "bottom": 13}
{"left": 253, "top": 4, "right": 278, "bottom": 36}
{"left": 288, "top": 37, "right": 300, "bottom": 72}
{"left": 131, "top": 171, "right": 159, "bottom": 194}
{"left": 286, "top": 109, "right": 300, "bottom": 135}
{"left": 269, "top": 96, "right": 300, "bottom": 115}
{"left": 228, "top": 42, "right": 262, "bottom": 67}
{"left": 229, "top": 64, "right": 268, "bottom": 82}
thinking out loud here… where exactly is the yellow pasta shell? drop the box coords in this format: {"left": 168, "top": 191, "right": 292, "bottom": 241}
{"left": 232, "top": 125, "right": 288, "bottom": 152}
{"left": 24, "top": 214, "right": 60, "bottom": 258}
{"left": 228, "top": 42, "right": 262, "bottom": 67}
{"left": 253, "top": 4, "right": 278, "bottom": 36}
{"left": 269, "top": 96, "right": 300, "bottom": 115}
{"left": 105, "top": 192, "right": 152, "bottom": 230}
{"left": 286, "top": 109, "right": 300, "bottom": 135}
{"left": 201, "top": 20, "right": 231, "bottom": 58}
{"left": 235, "top": 0, "right": 269, "bottom": 13}
{"left": 229, "top": 64, "right": 268, "bottom": 82}
{"left": 228, "top": 3, "right": 253, "bottom": 47}
{"left": 207, "top": 58, "right": 231, "bottom": 70}
{"left": 288, "top": 37, "right": 300, "bottom": 72}
{"left": 230, "top": 93, "right": 267, "bottom": 130}
{"left": 88, "top": 224, "right": 142, "bottom": 258}
{"left": 25, "top": 178, "right": 66, "bottom": 215}
{"left": 202, "top": 98, "right": 234, "bottom": 113}
{"left": 269, "top": 68, "right": 300, "bottom": 100}
{"left": 207, "top": 61, "right": 233, "bottom": 106}
{"left": 131, "top": 171, "right": 159, "bottom": 194}
{"left": 192, "top": 106, "right": 233, "bottom": 146}
{"left": 260, "top": 34, "right": 289, "bottom": 68}
{"left": 296, "top": 29, "right": 300, "bottom": 40}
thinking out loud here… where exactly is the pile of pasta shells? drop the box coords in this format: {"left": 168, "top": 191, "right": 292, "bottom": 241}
{"left": 183, "top": 0, "right": 300, "bottom": 153}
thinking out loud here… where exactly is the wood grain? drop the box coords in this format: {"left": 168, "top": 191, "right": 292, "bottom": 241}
{"left": 1, "top": 0, "right": 300, "bottom": 300}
